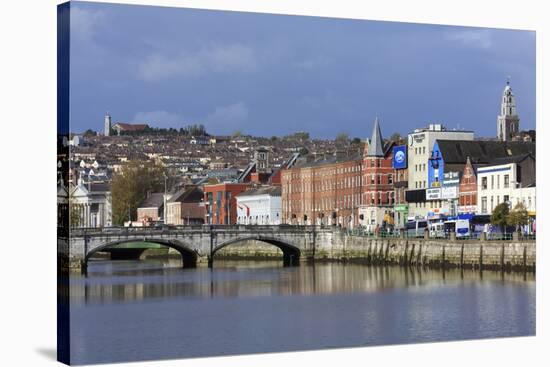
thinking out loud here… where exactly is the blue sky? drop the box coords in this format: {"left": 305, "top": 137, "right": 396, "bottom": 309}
{"left": 69, "top": 1, "right": 536, "bottom": 138}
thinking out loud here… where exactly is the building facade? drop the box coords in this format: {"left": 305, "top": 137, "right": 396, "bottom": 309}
{"left": 281, "top": 151, "right": 363, "bottom": 227}
{"left": 70, "top": 182, "right": 112, "bottom": 228}
{"left": 406, "top": 124, "right": 474, "bottom": 219}
{"left": 358, "top": 119, "right": 395, "bottom": 230}
{"left": 166, "top": 186, "right": 205, "bottom": 225}
{"left": 458, "top": 157, "right": 478, "bottom": 214}
{"left": 236, "top": 186, "right": 282, "bottom": 225}
{"left": 203, "top": 183, "right": 251, "bottom": 224}
{"left": 476, "top": 154, "right": 536, "bottom": 215}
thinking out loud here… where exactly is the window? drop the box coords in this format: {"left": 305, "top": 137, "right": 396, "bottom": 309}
{"left": 377, "top": 175, "right": 381, "bottom": 185}
{"left": 388, "top": 174, "right": 393, "bottom": 184}
{"left": 481, "top": 177, "right": 487, "bottom": 190}
{"left": 422, "top": 147, "right": 426, "bottom": 154}
{"left": 504, "top": 195, "right": 509, "bottom": 203}
{"left": 497, "top": 175, "right": 500, "bottom": 189}
{"left": 491, "top": 175, "right": 494, "bottom": 189}
{"left": 504, "top": 174, "right": 510, "bottom": 188}
{"left": 481, "top": 197, "right": 487, "bottom": 213}
{"left": 490, "top": 196, "right": 494, "bottom": 211}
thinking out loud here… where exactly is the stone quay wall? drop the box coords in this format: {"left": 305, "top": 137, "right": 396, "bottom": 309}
{"left": 323, "top": 234, "right": 535, "bottom": 272}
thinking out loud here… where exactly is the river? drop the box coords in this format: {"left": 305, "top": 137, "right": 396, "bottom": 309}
{"left": 68, "top": 259, "right": 535, "bottom": 365}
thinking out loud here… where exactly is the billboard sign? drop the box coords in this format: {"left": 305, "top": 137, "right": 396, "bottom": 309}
{"left": 426, "top": 188, "right": 441, "bottom": 200}
{"left": 392, "top": 145, "right": 407, "bottom": 169}
{"left": 441, "top": 186, "right": 458, "bottom": 199}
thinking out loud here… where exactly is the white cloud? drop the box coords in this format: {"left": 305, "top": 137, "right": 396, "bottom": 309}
{"left": 70, "top": 6, "right": 105, "bottom": 42}
{"left": 293, "top": 56, "right": 331, "bottom": 71}
{"left": 445, "top": 29, "right": 493, "bottom": 49}
{"left": 137, "top": 44, "right": 257, "bottom": 81}
{"left": 206, "top": 102, "right": 249, "bottom": 125}
{"left": 133, "top": 110, "right": 184, "bottom": 128}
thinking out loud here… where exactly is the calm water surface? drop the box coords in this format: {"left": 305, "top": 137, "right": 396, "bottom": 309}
{"left": 69, "top": 259, "right": 535, "bottom": 365}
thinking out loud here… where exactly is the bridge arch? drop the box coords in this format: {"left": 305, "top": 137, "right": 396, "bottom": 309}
{"left": 212, "top": 235, "right": 301, "bottom": 266}
{"left": 85, "top": 238, "right": 198, "bottom": 268}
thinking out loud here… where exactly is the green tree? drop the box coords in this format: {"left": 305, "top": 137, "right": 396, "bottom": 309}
{"left": 351, "top": 137, "right": 362, "bottom": 145}
{"left": 508, "top": 202, "right": 529, "bottom": 232}
{"left": 69, "top": 193, "right": 81, "bottom": 228}
{"left": 83, "top": 129, "right": 97, "bottom": 137}
{"left": 390, "top": 132, "right": 402, "bottom": 142}
{"left": 491, "top": 202, "right": 510, "bottom": 233}
{"left": 111, "top": 160, "right": 166, "bottom": 225}
{"left": 335, "top": 132, "right": 350, "bottom": 145}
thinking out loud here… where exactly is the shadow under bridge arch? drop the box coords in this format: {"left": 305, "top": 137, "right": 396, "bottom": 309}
{"left": 84, "top": 238, "right": 199, "bottom": 268}
{"left": 212, "top": 236, "right": 301, "bottom": 267}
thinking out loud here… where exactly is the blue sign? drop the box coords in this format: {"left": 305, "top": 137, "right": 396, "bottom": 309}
{"left": 392, "top": 145, "right": 407, "bottom": 169}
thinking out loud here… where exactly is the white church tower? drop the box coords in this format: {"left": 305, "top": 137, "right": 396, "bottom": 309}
{"left": 104, "top": 113, "right": 112, "bottom": 137}
{"left": 497, "top": 78, "right": 520, "bottom": 141}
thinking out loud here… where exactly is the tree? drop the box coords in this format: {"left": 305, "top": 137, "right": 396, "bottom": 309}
{"left": 390, "top": 132, "right": 402, "bottom": 142}
{"left": 490, "top": 202, "right": 510, "bottom": 233}
{"left": 335, "top": 132, "right": 350, "bottom": 145}
{"left": 351, "top": 137, "right": 362, "bottom": 145}
{"left": 508, "top": 203, "right": 529, "bottom": 232}
{"left": 111, "top": 160, "right": 166, "bottom": 225}
{"left": 83, "top": 129, "right": 97, "bottom": 137}
{"left": 69, "top": 193, "right": 81, "bottom": 228}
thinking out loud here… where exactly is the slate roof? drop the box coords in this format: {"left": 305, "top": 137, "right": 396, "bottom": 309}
{"left": 436, "top": 140, "right": 535, "bottom": 165}
{"left": 167, "top": 186, "right": 204, "bottom": 203}
{"left": 367, "top": 117, "right": 385, "bottom": 157}
{"left": 139, "top": 193, "right": 164, "bottom": 208}
{"left": 293, "top": 152, "right": 362, "bottom": 169}
{"left": 237, "top": 186, "right": 282, "bottom": 197}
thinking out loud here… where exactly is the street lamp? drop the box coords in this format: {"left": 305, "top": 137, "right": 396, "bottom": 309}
{"left": 163, "top": 173, "right": 168, "bottom": 224}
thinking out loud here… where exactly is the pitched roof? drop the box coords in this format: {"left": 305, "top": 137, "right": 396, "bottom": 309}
{"left": 167, "top": 186, "right": 204, "bottom": 203}
{"left": 113, "top": 123, "right": 149, "bottom": 131}
{"left": 237, "top": 186, "right": 282, "bottom": 197}
{"left": 436, "top": 140, "right": 535, "bottom": 165}
{"left": 367, "top": 117, "right": 385, "bottom": 157}
{"left": 293, "top": 152, "right": 362, "bottom": 169}
{"left": 139, "top": 192, "right": 164, "bottom": 208}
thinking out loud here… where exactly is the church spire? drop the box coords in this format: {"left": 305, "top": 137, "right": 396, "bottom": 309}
{"left": 497, "top": 77, "right": 520, "bottom": 141}
{"left": 367, "top": 117, "right": 385, "bottom": 157}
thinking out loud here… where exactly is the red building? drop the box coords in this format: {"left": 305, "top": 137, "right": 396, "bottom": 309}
{"left": 458, "top": 156, "right": 478, "bottom": 214}
{"left": 281, "top": 118, "right": 396, "bottom": 230}
{"left": 359, "top": 118, "right": 395, "bottom": 229}
{"left": 281, "top": 151, "right": 363, "bottom": 227}
{"left": 203, "top": 183, "right": 251, "bottom": 224}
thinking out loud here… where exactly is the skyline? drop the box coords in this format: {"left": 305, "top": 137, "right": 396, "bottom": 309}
{"left": 70, "top": 1, "right": 536, "bottom": 138}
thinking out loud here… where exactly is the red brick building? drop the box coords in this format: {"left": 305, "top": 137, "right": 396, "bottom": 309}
{"left": 458, "top": 156, "right": 478, "bottom": 214}
{"left": 358, "top": 119, "right": 395, "bottom": 229}
{"left": 281, "top": 151, "right": 363, "bottom": 227}
{"left": 203, "top": 183, "right": 251, "bottom": 224}
{"left": 281, "top": 119, "right": 396, "bottom": 230}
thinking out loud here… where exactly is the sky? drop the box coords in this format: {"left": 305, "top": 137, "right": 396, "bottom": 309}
{"left": 68, "top": 1, "right": 536, "bottom": 139}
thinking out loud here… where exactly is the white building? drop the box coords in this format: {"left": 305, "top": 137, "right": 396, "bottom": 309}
{"left": 476, "top": 154, "right": 536, "bottom": 215}
{"left": 406, "top": 124, "right": 474, "bottom": 219}
{"left": 70, "top": 181, "right": 112, "bottom": 228}
{"left": 236, "top": 186, "right": 282, "bottom": 225}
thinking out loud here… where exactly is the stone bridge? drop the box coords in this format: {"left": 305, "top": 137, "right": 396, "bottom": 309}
{"left": 61, "top": 225, "right": 536, "bottom": 273}
{"left": 66, "top": 225, "right": 336, "bottom": 270}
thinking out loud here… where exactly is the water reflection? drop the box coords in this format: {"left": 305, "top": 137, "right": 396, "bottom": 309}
{"left": 71, "top": 260, "right": 534, "bottom": 305}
